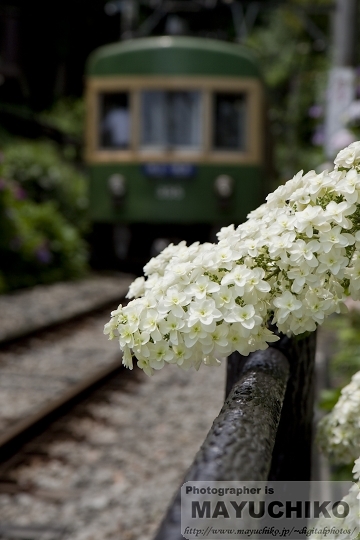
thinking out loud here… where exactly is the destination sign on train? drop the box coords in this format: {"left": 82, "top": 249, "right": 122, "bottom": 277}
{"left": 141, "top": 164, "right": 197, "bottom": 178}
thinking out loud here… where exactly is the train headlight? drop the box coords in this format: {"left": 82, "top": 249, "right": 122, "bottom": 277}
{"left": 214, "top": 174, "right": 234, "bottom": 199}
{"left": 108, "top": 174, "right": 126, "bottom": 204}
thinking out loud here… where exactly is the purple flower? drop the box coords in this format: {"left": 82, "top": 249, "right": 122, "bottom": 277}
{"left": 311, "top": 126, "right": 325, "bottom": 146}
{"left": 14, "top": 186, "right": 27, "bottom": 200}
{"left": 308, "top": 105, "right": 323, "bottom": 119}
{"left": 35, "top": 244, "right": 52, "bottom": 264}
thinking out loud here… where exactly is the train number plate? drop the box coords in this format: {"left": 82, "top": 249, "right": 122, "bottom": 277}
{"left": 155, "top": 185, "right": 185, "bottom": 200}
{"left": 143, "top": 163, "right": 196, "bottom": 178}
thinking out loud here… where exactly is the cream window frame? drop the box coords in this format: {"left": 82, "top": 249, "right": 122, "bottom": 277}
{"left": 85, "top": 76, "right": 263, "bottom": 165}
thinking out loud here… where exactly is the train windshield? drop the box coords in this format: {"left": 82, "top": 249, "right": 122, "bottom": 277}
{"left": 213, "top": 93, "right": 246, "bottom": 151}
{"left": 99, "top": 92, "right": 130, "bottom": 149}
{"left": 140, "top": 90, "right": 202, "bottom": 151}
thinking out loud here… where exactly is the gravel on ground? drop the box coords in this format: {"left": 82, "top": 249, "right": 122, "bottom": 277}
{"left": 0, "top": 362, "right": 226, "bottom": 540}
{"left": 0, "top": 274, "right": 133, "bottom": 343}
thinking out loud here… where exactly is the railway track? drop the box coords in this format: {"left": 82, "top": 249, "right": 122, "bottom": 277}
{"left": 0, "top": 276, "right": 226, "bottom": 540}
{"left": 0, "top": 368, "right": 144, "bottom": 540}
{"left": 0, "top": 274, "right": 133, "bottom": 464}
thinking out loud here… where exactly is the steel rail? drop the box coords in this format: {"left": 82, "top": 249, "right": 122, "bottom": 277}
{"left": 0, "top": 359, "right": 123, "bottom": 463}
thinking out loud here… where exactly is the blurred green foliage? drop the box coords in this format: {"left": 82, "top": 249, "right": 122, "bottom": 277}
{"left": 39, "top": 98, "right": 85, "bottom": 140}
{"left": 317, "top": 311, "right": 360, "bottom": 478}
{"left": 0, "top": 177, "right": 88, "bottom": 292}
{"left": 1, "top": 140, "right": 88, "bottom": 233}
{"left": 246, "top": 0, "right": 331, "bottom": 180}
{"left": 318, "top": 387, "right": 342, "bottom": 414}
{"left": 321, "top": 311, "right": 360, "bottom": 393}
{"left": 0, "top": 137, "right": 89, "bottom": 292}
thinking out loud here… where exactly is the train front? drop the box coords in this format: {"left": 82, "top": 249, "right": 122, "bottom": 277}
{"left": 85, "top": 36, "right": 265, "bottom": 270}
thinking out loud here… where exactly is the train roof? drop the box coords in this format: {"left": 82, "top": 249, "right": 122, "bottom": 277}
{"left": 86, "top": 36, "right": 261, "bottom": 78}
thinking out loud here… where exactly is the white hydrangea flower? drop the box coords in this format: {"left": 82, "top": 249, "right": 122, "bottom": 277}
{"left": 126, "top": 276, "right": 145, "bottom": 299}
{"left": 334, "top": 141, "right": 360, "bottom": 169}
{"left": 309, "top": 480, "right": 360, "bottom": 539}
{"left": 273, "top": 291, "right": 303, "bottom": 325}
{"left": 105, "top": 141, "right": 360, "bottom": 376}
{"left": 185, "top": 275, "right": 220, "bottom": 299}
{"left": 310, "top": 438, "right": 360, "bottom": 539}
{"left": 317, "top": 370, "right": 360, "bottom": 464}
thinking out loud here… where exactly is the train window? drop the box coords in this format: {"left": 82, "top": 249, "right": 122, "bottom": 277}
{"left": 140, "top": 90, "right": 202, "bottom": 150}
{"left": 213, "top": 93, "right": 246, "bottom": 151}
{"left": 99, "top": 93, "right": 130, "bottom": 149}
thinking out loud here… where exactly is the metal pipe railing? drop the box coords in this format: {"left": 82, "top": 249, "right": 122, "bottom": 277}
{"left": 153, "top": 343, "right": 294, "bottom": 540}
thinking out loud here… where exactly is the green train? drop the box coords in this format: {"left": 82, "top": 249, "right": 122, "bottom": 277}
{"left": 85, "top": 36, "right": 267, "bottom": 268}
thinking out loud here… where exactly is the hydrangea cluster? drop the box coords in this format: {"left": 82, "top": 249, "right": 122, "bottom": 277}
{"left": 309, "top": 476, "right": 360, "bottom": 540}
{"left": 317, "top": 370, "right": 360, "bottom": 464}
{"left": 105, "top": 141, "right": 360, "bottom": 376}
{"left": 313, "top": 373, "right": 360, "bottom": 539}
{"left": 309, "top": 456, "right": 360, "bottom": 540}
